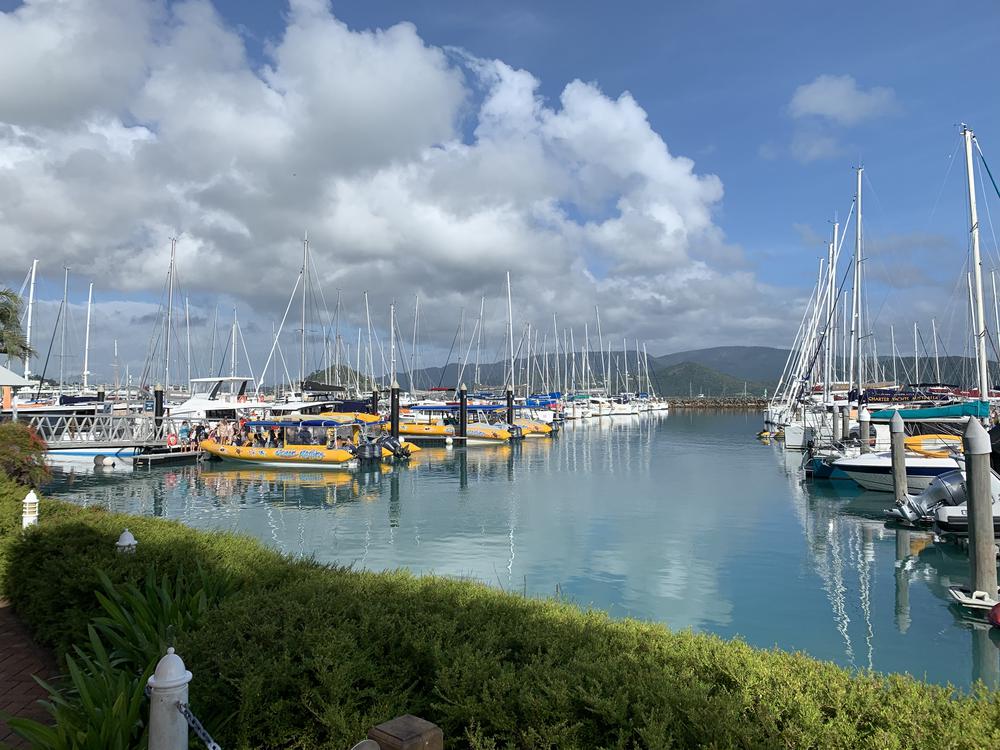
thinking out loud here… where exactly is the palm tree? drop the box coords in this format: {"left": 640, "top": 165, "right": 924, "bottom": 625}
{"left": 0, "top": 288, "right": 33, "bottom": 362}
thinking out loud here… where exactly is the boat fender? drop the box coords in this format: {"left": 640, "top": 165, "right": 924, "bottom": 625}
{"left": 990, "top": 603, "right": 1000, "bottom": 629}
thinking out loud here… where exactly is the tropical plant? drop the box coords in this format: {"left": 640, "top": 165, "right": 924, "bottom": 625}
{"left": 0, "top": 421, "right": 50, "bottom": 488}
{"left": 4, "top": 626, "right": 150, "bottom": 750}
{"left": 93, "top": 565, "right": 235, "bottom": 672}
{"left": 0, "top": 287, "right": 32, "bottom": 361}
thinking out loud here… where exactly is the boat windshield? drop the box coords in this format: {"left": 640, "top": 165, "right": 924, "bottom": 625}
{"left": 284, "top": 424, "right": 355, "bottom": 447}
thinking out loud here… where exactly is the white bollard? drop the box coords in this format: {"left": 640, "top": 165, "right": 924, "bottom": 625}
{"left": 148, "top": 648, "right": 193, "bottom": 750}
{"left": 116, "top": 528, "right": 138, "bottom": 554}
{"left": 22, "top": 490, "right": 39, "bottom": 529}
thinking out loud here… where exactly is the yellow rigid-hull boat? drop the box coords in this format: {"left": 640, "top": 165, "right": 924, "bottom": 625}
{"left": 513, "top": 418, "right": 553, "bottom": 437}
{"left": 201, "top": 415, "right": 419, "bottom": 469}
{"left": 392, "top": 420, "right": 511, "bottom": 444}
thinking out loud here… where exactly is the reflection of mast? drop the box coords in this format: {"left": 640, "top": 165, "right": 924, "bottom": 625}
{"left": 894, "top": 528, "right": 912, "bottom": 634}
{"left": 853, "top": 524, "right": 875, "bottom": 670}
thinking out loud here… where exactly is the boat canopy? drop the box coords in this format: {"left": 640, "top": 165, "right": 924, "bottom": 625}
{"left": 244, "top": 417, "right": 383, "bottom": 429}
{"left": 869, "top": 402, "right": 990, "bottom": 421}
{"left": 409, "top": 404, "right": 519, "bottom": 412}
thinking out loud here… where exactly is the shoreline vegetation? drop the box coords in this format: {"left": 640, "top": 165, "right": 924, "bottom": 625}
{"left": 2, "top": 474, "right": 999, "bottom": 748}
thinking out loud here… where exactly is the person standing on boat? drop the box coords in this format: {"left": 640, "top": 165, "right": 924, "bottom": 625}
{"left": 179, "top": 421, "right": 190, "bottom": 450}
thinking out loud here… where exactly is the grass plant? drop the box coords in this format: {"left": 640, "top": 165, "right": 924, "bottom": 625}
{"left": 1, "top": 473, "right": 999, "bottom": 748}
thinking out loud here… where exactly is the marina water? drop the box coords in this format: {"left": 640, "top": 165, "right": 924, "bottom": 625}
{"left": 44, "top": 409, "right": 999, "bottom": 689}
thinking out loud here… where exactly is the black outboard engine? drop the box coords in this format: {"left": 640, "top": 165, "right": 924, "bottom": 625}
{"left": 508, "top": 424, "right": 524, "bottom": 440}
{"left": 887, "top": 469, "right": 967, "bottom": 524}
{"left": 375, "top": 434, "right": 411, "bottom": 459}
{"left": 356, "top": 439, "right": 382, "bottom": 462}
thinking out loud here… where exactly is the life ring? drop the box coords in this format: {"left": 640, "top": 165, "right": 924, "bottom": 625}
{"left": 166, "top": 433, "right": 178, "bottom": 447}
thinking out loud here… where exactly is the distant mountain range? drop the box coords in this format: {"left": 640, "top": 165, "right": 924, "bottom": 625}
{"left": 311, "top": 345, "right": 998, "bottom": 398}
{"left": 320, "top": 345, "right": 791, "bottom": 397}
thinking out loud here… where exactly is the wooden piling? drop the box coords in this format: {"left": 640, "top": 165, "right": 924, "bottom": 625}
{"left": 458, "top": 383, "right": 468, "bottom": 439}
{"left": 963, "top": 418, "right": 998, "bottom": 599}
{"left": 371, "top": 388, "right": 379, "bottom": 415}
{"left": 390, "top": 380, "right": 400, "bottom": 439}
{"left": 154, "top": 384, "right": 164, "bottom": 430}
{"left": 859, "top": 406, "right": 871, "bottom": 453}
{"left": 506, "top": 387, "right": 514, "bottom": 426}
{"left": 890, "top": 410, "right": 907, "bottom": 506}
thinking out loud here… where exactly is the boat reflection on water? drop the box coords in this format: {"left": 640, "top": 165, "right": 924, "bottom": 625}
{"left": 200, "top": 462, "right": 393, "bottom": 507}
{"left": 778, "top": 442, "right": 1000, "bottom": 688}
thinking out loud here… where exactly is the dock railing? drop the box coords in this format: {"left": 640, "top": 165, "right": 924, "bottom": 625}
{"left": 23, "top": 413, "right": 181, "bottom": 449}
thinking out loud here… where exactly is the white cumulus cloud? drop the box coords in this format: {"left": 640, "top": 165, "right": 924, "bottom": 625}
{"left": 0, "top": 0, "right": 792, "bottom": 384}
{"left": 789, "top": 74, "right": 897, "bottom": 126}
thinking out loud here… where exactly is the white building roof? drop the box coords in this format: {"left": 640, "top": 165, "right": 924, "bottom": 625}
{"left": 0, "top": 364, "right": 32, "bottom": 388}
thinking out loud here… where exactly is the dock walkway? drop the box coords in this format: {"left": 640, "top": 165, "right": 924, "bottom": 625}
{"left": 0, "top": 600, "right": 56, "bottom": 749}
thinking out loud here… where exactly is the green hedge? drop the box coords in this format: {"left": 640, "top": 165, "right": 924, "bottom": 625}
{"left": 2, "top": 474, "right": 1000, "bottom": 749}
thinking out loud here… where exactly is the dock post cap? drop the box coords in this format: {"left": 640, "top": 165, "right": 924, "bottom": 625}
{"left": 391, "top": 379, "right": 399, "bottom": 390}
{"left": 116, "top": 528, "right": 138, "bottom": 553}
{"left": 460, "top": 383, "right": 467, "bottom": 392}
{"left": 859, "top": 406, "right": 871, "bottom": 420}
{"left": 963, "top": 417, "right": 991, "bottom": 455}
{"left": 148, "top": 647, "right": 192, "bottom": 691}
{"left": 154, "top": 383, "right": 163, "bottom": 391}
{"left": 889, "top": 411, "right": 904, "bottom": 433}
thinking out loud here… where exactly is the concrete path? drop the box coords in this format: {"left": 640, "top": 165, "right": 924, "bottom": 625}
{"left": 0, "top": 600, "right": 57, "bottom": 749}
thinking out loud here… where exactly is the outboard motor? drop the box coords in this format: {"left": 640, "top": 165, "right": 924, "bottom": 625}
{"left": 887, "top": 469, "right": 967, "bottom": 523}
{"left": 376, "top": 434, "right": 410, "bottom": 459}
{"left": 356, "top": 439, "right": 382, "bottom": 462}
{"left": 508, "top": 424, "right": 523, "bottom": 440}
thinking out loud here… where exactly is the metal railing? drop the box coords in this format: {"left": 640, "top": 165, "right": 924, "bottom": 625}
{"left": 25, "top": 414, "right": 180, "bottom": 448}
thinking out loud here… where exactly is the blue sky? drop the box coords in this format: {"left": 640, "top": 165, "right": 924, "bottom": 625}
{"left": 2, "top": 0, "right": 1000, "bottom": 383}
{"left": 214, "top": 0, "right": 1000, "bottom": 288}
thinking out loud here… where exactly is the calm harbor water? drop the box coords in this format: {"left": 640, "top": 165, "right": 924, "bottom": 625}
{"left": 44, "top": 410, "right": 1000, "bottom": 688}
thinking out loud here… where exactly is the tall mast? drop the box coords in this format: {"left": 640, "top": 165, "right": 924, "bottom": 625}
{"left": 24, "top": 259, "right": 36, "bottom": 378}
{"left": 890, "top": 325, "right": 897, "bottom": 385}
{"left": 356, "top": 328, "right": 362, "bottom": 392}
{"left": 59, "top": 266, "right": 68, "bottom": 393}
{"left": 506, "top": 271, "right": 515, "bottom": 392}
{"left": 209, "top": 304, "right": 218, "bottom": 376}
{"left": 185, "top": 297, "right": 191, "bottom": 392}
{"left": 595, "top": 305, "right": 606, "bottom": 391}
{"left": 113, "top": 340, "right": 120, "bottom": 399}
{"left": 963, "top": 125, "right": 990, "bottom": 408}
{"left": 411, "top": 294, "right": 420, "bottom": 390}
{"left": 824, "top": 219, "right": 838, "bottom": 402}
{"left": 82, "top": 282, "right": 93, "bottom": 389}
{"left": 932, "top": 318, "right": 941, "bottom": 383}
{"left": 475, "top": 296, "right": 484, "bottom": 389}
{"left": 300, "top": 233, "right": 308, "bottom": 387}
{"left": 165, "top": 237, "right": 176, "bottom": 391}
{"left": 623, "top": 337, "right": 629, "bottom": 394}
{"left": 552, "top": 313, "right": 559, "bottom": 393}
{"left": 849, "top": 168, "right": 863, "bottom": 401}
{"left": 913, "top": 322, "right": 919, "bottom": 384}
{"left": 364, "top": 291, "right": 374, "bottom": 388}
{"left": 230, "top": 307, "right": 237, "bottom": 382}
{"left": 334, "top": 290, "right": 342, "bottom": 386}
{"left": 390, "top": 300, "right": 396, "bottom": 382}
{"left": 993, "top": 271, "right": 1000, "bottom": 384}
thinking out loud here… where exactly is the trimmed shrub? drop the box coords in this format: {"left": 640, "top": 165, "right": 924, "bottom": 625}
{"left": 0, "top": 421, "right": 50, "bottom": 488}
{"left": 3, "top": 479, "right": 1000, "bottom": 749}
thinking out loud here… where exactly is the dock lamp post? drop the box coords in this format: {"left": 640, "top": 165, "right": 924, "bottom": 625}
{"left": 22, "top": 490, "right": 39, "bottom": 529}
{"left": 116, "top": 528, "right": 138, "bottom": 554}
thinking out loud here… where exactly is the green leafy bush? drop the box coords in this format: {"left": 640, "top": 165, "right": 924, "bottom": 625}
{"left": 5, "top": 626, "right": 149, "bottom": 750}
{"left": 93, "top": 565, "right": 235, "bottom": 672}
{"left": 3, "top": 479, "right": 1000, "bottom": 749}
{"left": 0, "top": 421, "right": 50, "bottom": 488}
